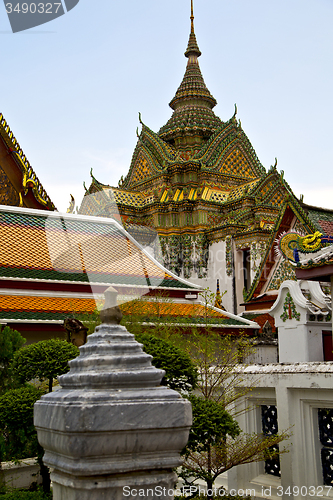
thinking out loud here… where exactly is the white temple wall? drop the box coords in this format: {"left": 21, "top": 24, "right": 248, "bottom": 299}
{"left": 188, "top": 238, "right": 266, "bottom": 314}
{"left": 278, "top": 324, "right": 324, "bottom": 363}
{"left": 189, "top": 239, "right": 235, "bottom": 313}
{"left": 270, "top": 281, "right": 331, "bottom": 363}
{"left": 229, "top": 364, "right": 333, "bottom": 500}
{"left": 234, "top": 247, "right": 246, "bottom": 314}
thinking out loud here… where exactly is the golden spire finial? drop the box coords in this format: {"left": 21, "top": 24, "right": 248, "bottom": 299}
{"left": 190, "top": 0, "right": 194, "bottom": 33}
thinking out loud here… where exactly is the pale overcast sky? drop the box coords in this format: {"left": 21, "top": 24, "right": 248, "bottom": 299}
{"left": 0, "top": 0, "right": 332, "bottom": 212}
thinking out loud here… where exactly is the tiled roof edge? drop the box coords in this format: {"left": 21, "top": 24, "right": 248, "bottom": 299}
{"left": 0, "top": 204, "right": 202, "bottom": 291}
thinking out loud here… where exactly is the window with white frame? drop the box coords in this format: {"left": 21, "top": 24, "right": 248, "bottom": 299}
{"left": 318, "top": 408, "right": 333, "bottom": 485}
{"left": 261, "top": 405, "right": 280, "bottom": 477}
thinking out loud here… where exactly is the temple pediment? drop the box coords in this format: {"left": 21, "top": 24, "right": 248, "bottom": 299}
{"left": 0, "top": 113, "right": 55, "bottom": 210}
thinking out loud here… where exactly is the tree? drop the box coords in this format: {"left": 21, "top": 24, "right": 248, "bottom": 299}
{"left": 135, "top": 332, "right": 197, "bottom": 393}
{"left": 12, "top": 339, "right": 79, "bottom": 393}
{"left": 177, "top": 330, "right": 290, "bottom": 496}
{"left": 182, "top": 395, "right": 240, "bottom": 493}
{"left": 0, "top": 326, "right": 26, "bottom": 394}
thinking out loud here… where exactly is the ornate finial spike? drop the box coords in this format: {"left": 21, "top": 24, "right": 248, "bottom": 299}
{"left": 233, "top": 103, "right": 238, "bottom": 118}
{"left": 90, "top": 167, "right": 93, "bottom": 177}
{"left": 274, "top": 157, "right": 278, "bottom": 168}
{"left": 99, "top": 286, "right": 122, "bottom": 325}
{"left": 66, "top": 194, "right": 75, "bottom": 214}
{"left": 214, "top": 279, "right": 222, "bottom": 309}
{"left": 138, "top": 112, "right": 143, "bottom": 125}
{"left": 190, "top": 0, "right": 194, "bottom": 33}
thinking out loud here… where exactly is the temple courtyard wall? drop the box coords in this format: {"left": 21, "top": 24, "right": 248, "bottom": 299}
{"left": 229, "top": 363, "right": 333, "bottom": 500}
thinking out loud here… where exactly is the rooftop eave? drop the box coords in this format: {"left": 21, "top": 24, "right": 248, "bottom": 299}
{"left": 169, "top": 95, "right": 217, "bottom": 111}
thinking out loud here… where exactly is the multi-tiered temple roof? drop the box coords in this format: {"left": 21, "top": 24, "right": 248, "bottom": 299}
{"left": 79, "top": 2, "right": 333, "bottom": 320}
{"left": 79, "top": 5, "right": 286, "bottom": 283}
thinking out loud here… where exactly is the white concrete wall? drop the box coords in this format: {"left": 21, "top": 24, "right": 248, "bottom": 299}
{"left": 245, "top": 343, "right": 278, "bottom": 364}
{"left": 1, "top": 458, "right": 42, "bottom": 490}
{"left": 278, "top": 324, "right": 325, "bottom": 363}
{"left": 229, "top": 363, "right": 333, "bottom": 500}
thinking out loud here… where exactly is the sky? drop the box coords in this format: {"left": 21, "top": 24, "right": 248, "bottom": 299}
{"left": 0, "top": 0, "right": 333, "bottom": 213}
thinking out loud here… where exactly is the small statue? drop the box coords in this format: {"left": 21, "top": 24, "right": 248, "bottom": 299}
{"left": 63, "top": 318, "right": 88, "bottom": 347}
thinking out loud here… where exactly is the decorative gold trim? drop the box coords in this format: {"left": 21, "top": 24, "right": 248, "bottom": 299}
{"left": 0, "top": 113, "right": 54, "bottom": 209}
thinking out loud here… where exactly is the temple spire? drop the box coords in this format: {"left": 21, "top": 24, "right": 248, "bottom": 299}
{"left": 168, "top": 1, "right": 215, "bottom": 110}
{"left": 158, "top": 0, "right": 221, "bottom": 146}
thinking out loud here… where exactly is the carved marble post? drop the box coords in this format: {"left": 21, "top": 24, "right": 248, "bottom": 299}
{"left": 34, "top": 287, "right": 192, "bottom": 499}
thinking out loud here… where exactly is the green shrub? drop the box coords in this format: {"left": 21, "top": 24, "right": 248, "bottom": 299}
{"left": 0, "top": 386, "right": 43, "bottom": 462}
{"left": 0, "top": 326, "right": 26, "bottom": 394}
{"left": 135, "top": 332, "right": 197, "bottom": 393}
{"left": 0, "top": 489, "right": 52, "bottom": 499}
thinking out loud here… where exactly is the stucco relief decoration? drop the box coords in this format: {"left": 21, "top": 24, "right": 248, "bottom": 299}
{"left": 276, "top": 231, "right": 333, "bottom": 265}
{"left": 269, "top": 260, "right": 297, "bottom": 291}
{"left": 168, "top": 235, "right": 181, "bottom": 275}
{"left": 251, "top": 241, "right": 266, "bottom": 273}
{"left": 160, "top": 237, "right": 169, "bottom": 268}
{"left": 160, "top": 234, "right": 207, "bottom": 278}
{"left": 280, "top": 292, "right": 300, "bottom": 322}
{"left": 293, "top": 220, "right": 306, "bottom": 236}
{"left": 0, "top": 166, "right": 19, "bottom": 206}
{"left": 182, "top": 234, "right": 193, "bottom": 279}
{"left": 194, "top": 234, "right": 209, "bottom": 278}
{"left": 225, "top": 235, "right": 233, "bottom": 277}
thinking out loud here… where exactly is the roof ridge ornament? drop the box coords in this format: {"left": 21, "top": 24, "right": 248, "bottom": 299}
{"left": 232, "top": 103, "right": 238, "bottom": 121}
